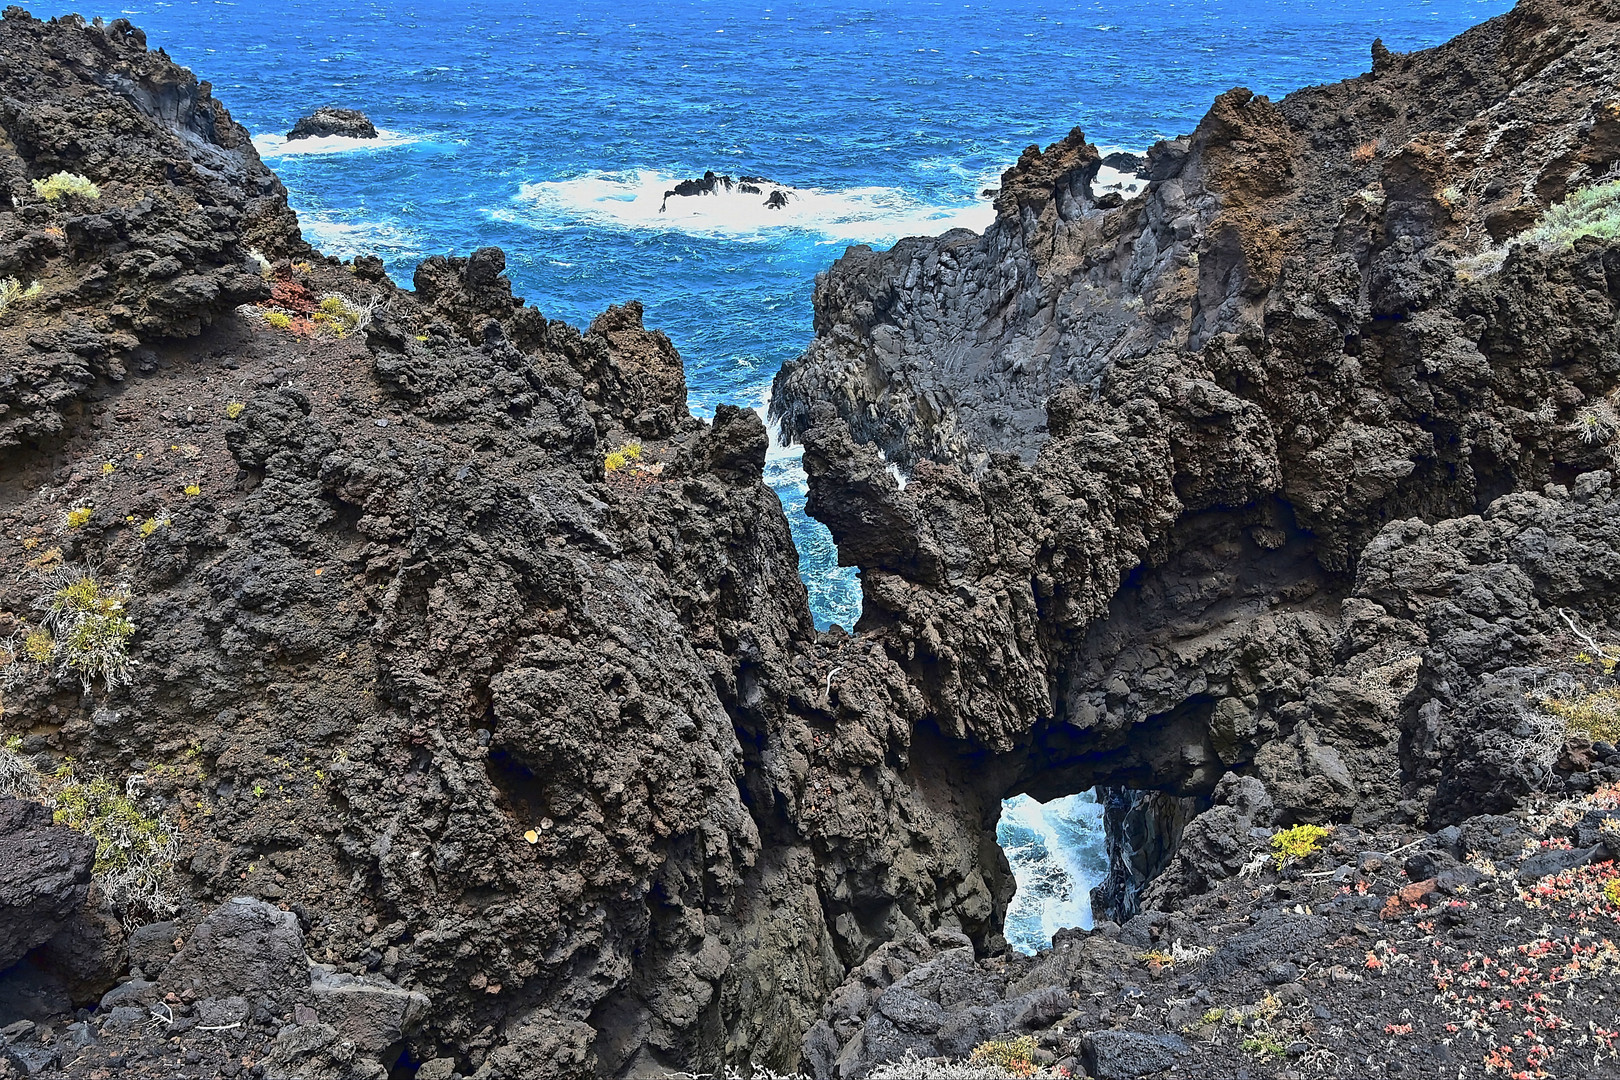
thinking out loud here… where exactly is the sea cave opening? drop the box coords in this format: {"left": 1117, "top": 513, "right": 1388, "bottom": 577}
{"left": 996, "top": 789, "right": 1110, "bottom": 955}
{"left": 996, "top": 787, "right": 1205, "bottom": 954}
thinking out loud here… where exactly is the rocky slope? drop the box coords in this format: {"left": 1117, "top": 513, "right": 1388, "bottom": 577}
{"left": 2, "top": 2, "right": 1620, "bottom": 1079}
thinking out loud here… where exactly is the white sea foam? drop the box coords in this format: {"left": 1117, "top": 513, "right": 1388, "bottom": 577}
{"left": 999, "top": 790, "right": 1110, "bottom": 954}
{"left": 253, "top": 129, "right": 421, "bottom": 158}
{"left": 297, "top": 218, "right": 424, "bottom": 262}
{"left": 512, "top": 169, "right": 996, "bottom": 245}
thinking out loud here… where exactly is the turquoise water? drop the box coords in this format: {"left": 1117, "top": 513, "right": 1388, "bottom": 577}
{"left": 31, "top": 0, "right": 1511, "bottom": 631}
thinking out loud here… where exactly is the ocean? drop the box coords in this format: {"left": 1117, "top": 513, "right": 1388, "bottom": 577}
{"left": 36, "top": 0, "right": 1512, "bottom": 949}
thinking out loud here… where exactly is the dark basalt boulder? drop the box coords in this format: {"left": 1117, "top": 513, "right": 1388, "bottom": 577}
{"left": 286, "top": 106, "right": 378, "bottom": 141}
{"left": 0, "top": 799, "right": 93, "bottom": 970}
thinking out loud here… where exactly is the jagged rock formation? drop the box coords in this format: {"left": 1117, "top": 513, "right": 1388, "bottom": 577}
{"left": 0, "top": 800, "right": 92, "bottom": 970}
{"left": 2, "top": 2, "right": 1620, "bottom": 1078}
{"left": 286, "top": 107, "right": 378, "bottom": 141}
{"left": 0, "top": 9, "right": 306, "bottom": 451}
{"left": 774, "top": 0, "right": 1620, "bottom": 827}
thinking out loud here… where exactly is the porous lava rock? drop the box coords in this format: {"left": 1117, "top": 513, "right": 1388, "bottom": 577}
{"left": 3, "top": 1, "right": 1620, "bottom": 1077}
{"left": 287, "top": 106, "right": 378, "bottom": 141}
{"left": 0, "top": 799, "right": 92, "bottom": 970}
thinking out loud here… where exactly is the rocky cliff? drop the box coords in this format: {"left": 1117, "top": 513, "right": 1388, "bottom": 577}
{"left": 2, "top": 2, "right": 1620, "bottom": 1079}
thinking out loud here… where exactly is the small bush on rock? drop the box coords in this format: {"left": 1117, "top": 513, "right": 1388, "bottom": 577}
{"left": 32, "top": 171, "right": 100, "bottom": 201}
{"left": 50, "top": 765, "right": 177, "bottom": 921}
{"left": 312, "top": 292, "right": 378, "bottom": 337}
{"left": 1270, "top": 823, "right": 1331, "bottom": 868}
{"left": 0, "top": 276, "right": 41, "bottom": 317}
{"left": 33, "top": 566, "right": 137, "bottom": 690}
{"left": 1525, "top": 178, "right": 1620, "bottom": 250}
{"left": 0, "top": 740, "right": 177, "bottom": 922}
{"left": 604, "top": 440, "right": 644, "bottom": 472}
{"left": 0, "top": 736, "right": 42, "bottom": 799}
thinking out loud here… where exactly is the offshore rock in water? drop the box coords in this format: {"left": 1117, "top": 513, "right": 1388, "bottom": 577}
{"left": 287, "top": 106, "right": 378, "bottom": 141}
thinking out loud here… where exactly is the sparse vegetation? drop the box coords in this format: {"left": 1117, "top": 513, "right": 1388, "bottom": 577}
{"left": 1522, "top": 178, "right": 1620, "bottom": 250}
{"left": 604, "top": 439, "right": 644, "bottom": 472}
{"left": 1270, "top": 823, "right": 1331, "bottom": 868}
{"left": 968, "top": 1036, "right": 1040, "bottom": 1077}
{"left": 1459, "top": 178, "right": 1620, "bottom": 280}
{"left": 1241, "top": 1033, "right": 1286, "bottom": 1058}
{"left": 1540, "top": 684, "right": 1620, "bottom": 744}
{"left": 137, "top": 516, "right": 167, "bottom": 539}
{"left": 64, "top": 506, "right": 92, "bottom": 529}
{"left": 1576, "top": 399, "right": 1620, "bottom": 447}
{"left": 311, "top": 292, "right": 378, "bottom": 337}
{"left": 262, "top": 309, "right": 293, "bottom": 331}
{"left": 1351, "top": 139, "right": 1379, "bottom": 165}
{"left": 0, "top": 740, "right": 176, "bottom": 922}
{"left": 225, "top": 401, "right": 245, "bottom": 419}
{"left": 32, "top": 171, "right": 100, "bottom": 201}
{"left": 32, "top": 566, "right": 137, "bottom": 690}
{"left": 184, "top": 483, "right": 201, "bottom": 496}
{"left": 0, "top": 276, "right": 42, "bottom": 317}
{"left": 49, "top": 765, "right": 177, "bottom": 921}
{"left": 0, "top": 735, "right": 41, "bottom": 799}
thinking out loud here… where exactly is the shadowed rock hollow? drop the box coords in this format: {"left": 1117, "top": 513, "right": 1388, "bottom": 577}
{"left": 1, "top": 1, "right": 1620, "bottom": 1078}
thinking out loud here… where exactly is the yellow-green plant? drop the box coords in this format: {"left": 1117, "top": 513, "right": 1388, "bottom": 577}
{"left": 137, "top": 516, "right": 167, "bottom": 539}
{"left": 263, "top": 310, "right": 292, "bottom": 331}
{"left": 969, "top": 1036, "right": 1039, "bottom": 1077}
{"left": 1541, "top": 686, "right": 1620, "bottom": 744}
{"left": 1242, "top": 1033, "right": 1286, "bottom": 1058}
{"left": 32, "top": 171, "right": 100, "bottom": 201}
{"left": 1524, "top": 179, "right": 1620, "bottom": 250}
{"left": 0, "top": 277, "right": 41, "bottom": 317}
{"left": 64, "top": 506, "right": 92, "bottom": 528}
{"left": 604, "top": 440, "right": 644, "bottom": 473}
{"left": 51, "top": 766, "right": 176, "bottom": 920}
{"left": 311, "top": 292, "right": 376, "bottom": 337}
{"left": 1270, "top": 823, "right": 1331, "bottom": 869}
{"left": 225, "top": 401, "right": 245, "bottom": 419}
{"left": 36, "top": 568, "right": 137, "bottom": 690}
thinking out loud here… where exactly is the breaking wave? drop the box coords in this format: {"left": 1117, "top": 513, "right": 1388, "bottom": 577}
{"left": 253, "top": 129, "right": 423, "bottom": 157}
{"left": 998, "top": 791, "right": 1110, "bottom": 954}
{"left": 507, "top": 169, "right": 996, "bottom": 245}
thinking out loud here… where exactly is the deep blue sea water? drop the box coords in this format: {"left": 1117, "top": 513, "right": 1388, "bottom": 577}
{"left": 35, "top": 0, "right": 1512, "bottom": 948}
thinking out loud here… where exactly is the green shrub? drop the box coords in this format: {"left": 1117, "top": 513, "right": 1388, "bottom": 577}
{"left": 51, "top": 765, "right": 177, "bottom": 920}
{"left": 311, "top": 292, "right": 377, "bottom": 337}
{"left": 32, "top": 171, "right": 100, "bottom": 201}
{"left": 0, "top": 742, "right": 176, "bottom": 921}
{"left": 1540, "top": 684, "right": 1620, "bottom": 744}
{"left": 1460, "top": 179, "right": 1620, "bottom": 279}
{"left": 1523, "top": 179, "right": 1620, "bottom": 250}
{"left": 0, "top": 277, "right": 41, "bottom": 317}
{"left": 969, "top": 1036, "right": 1040, "bottom": 1077}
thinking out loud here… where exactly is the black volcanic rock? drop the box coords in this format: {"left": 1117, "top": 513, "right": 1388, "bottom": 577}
{"left": 0, "top": 799, "right": 92, "bottom": 970}
{"left": 286, "top": 105, "right": 378, "bottom": 140}
{"left": 4, "top": 2, "right": 1620, "bottom": 1078}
